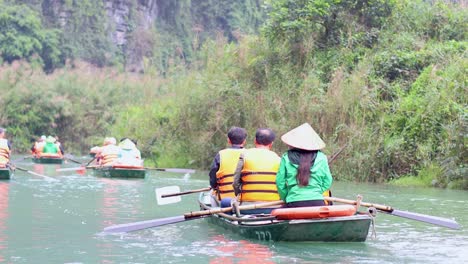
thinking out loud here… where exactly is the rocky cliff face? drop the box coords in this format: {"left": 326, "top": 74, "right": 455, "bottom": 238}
{"left": 41, "top": 0, "right": 158, "bottom": 71}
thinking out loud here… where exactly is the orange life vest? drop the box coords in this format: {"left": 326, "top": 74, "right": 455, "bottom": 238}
{"left": 0, "top": 139, "right": 10, "bottom": 165}
{"left": 100, "top": 145, "right": 120, "bottom": 166}
{"left": 240, "top": 148, "right": 280, "bottom": 202}
{"left": 216, "top": 148, "right": 244, "bottom": 199}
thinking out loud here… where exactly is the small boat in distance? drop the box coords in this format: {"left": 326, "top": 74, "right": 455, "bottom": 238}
{"left": 0, "top": 165, "right": 12, "bottom": 180}
{"left": 197, "top": 192, "right": 373, "bottom": 242}
{"left": 32, "top": 153, "right": 64, "bottom": 164}
{"left": 91, "top": 164, "right": 146, "bottom": 179}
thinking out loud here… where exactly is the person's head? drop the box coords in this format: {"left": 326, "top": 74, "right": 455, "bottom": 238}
{"left": 255, "top": 128, "right": 275, "bottom": 147}
{"left": 103, "top": 137, "right": 116, "bottom": 146}
{"left": 119, "top": 138, "right": 136, "bottom": 150}
{"left": 0, "top": 127, "right": 5, "bottom": 138}
{"left": 227, "top": 127, "right": 247, "bottom": 146}
{"left": 46, "top": 136, "right": 56, "bottom": 143}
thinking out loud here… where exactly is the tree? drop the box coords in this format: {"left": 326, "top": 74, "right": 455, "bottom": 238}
{"left": 0, "top": 4, "right": 63, "bottom": 71}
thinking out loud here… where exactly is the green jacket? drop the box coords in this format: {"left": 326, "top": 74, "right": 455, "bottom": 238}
{"left": 42, "top": 142, "right": 58, "bottom": 154}
{"left": 276, "top": 150, "right": 332, "bottom": 203}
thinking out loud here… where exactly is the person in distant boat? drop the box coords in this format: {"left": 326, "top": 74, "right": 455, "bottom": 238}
{"left": 0, "top": 127, "right": 11, "bottom": 166}
{"left": 31, "top": 135, "right": 46, "bottom": 155}
{"left": 209, "top": 126, "right": 247, "bottom": 205}
{"left": 42, "top": 136, "right": 60, "bottom": 154}
{"left": 98, "top": 137, "right": 120, "bottom": 166}
{"left": 232, "top": 128, "right": 281, "bottom": 204}
{"left": 54, "top": 135, "right": 64, "bottom": 155}
{"left": 115, "top": 138, "right": 142, "bottom": 166}
{"left": 276, "top": 123, "right": 333, "bottom": 208}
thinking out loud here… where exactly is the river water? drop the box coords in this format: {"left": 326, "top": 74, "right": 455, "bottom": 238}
{"left": 0, "top": 158, "right": 466, "bottom": 263}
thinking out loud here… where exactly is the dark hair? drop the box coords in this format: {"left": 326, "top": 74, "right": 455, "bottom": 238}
{"left": 120, "top": 137, "right": 138, "bottom": 146}
{"left": 227, "top": 127, "right": 247, "bottom": 145}
{"left": 255, "top": 128, "right": 275, "bottom": 145}
{"left": 296, "top": 151, "right": 317, "bottom": 186}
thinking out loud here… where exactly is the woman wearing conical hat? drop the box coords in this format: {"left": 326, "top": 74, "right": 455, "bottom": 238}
{"left": 276, "top": 123, "right": 333, "bottom": 207}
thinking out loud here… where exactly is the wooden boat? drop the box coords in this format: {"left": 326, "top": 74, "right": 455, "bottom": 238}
{"left": 197, "top": 192, "right": 372, "bottom": 242}
{"left": 32, "top": 153, "right": 64, "bottom": 164}
{"left": 0, "top": 165, "right": 12, "bottom": 180}
{"left": 92, "top": 164, "right": 146, "bottom": 179}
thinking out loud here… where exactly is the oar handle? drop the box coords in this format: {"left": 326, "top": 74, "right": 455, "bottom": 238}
{"left": 184, "top": 200, "right": 284, "bottom": 218}
{"left": 161, "top": 187, "right": 211, "bottom": 198}
{"left": 324, "top": 197, "right": 393, "bottom": 212}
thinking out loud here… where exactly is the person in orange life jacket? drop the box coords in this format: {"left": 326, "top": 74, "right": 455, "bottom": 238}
{"left": 276, "top": 123, "right": 333, "bottom": 208}
{"left": 98, "top": 137, "right": 120, "bottom": 166}
{"left": 208, "top": 126, "right": 247, "bottom": 205}
{"left": 232, "top": 128, "right": 281, "bottom": 203}
{"left": 0, "top": 127, "right": 12, "bottom": 166}
{"left": 31, "top": 135, "right": 46, "bottom": 155}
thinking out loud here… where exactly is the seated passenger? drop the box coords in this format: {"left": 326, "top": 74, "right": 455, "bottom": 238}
{"left": 232, "top": 128, "right": 281, "bottom": 204}
{"left": 98, "top": 137, "right": 120, "bottom": 166}
{"left": 115, "top": 138, "right": 142, "bottom": 166}
{"left": 0, "top": 127, "right": 11, "bottom": 166}
{"left": 31, "top": 135, "right": 46, "bottom": 155}
{"left": 42, "top": 136, "right": 60, "bottom": 155}
{"left": 276, "top": 123, "right": 333, "bottom": 208}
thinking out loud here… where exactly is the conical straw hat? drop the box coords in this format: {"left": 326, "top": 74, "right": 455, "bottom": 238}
{"left": 281, "top": 123, "right": 325, "bottom": 150}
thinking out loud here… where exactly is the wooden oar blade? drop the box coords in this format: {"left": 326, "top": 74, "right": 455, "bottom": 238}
{"left": 103, "top": 216, "right": 187, "bottom": 233}
{"left": 389, "top": 209, "right": 460, "bottom": 230}
{"left": 156, "top": 186, "right": 182, "bottom": 205}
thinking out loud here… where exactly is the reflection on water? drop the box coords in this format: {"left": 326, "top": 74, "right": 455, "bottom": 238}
{"left": 208, "top": 235, "right": 275, "bottom": 264}
{"left": 0, "top": 157, "right": 467, "bottom": 263}
{"left": 0, "top": 183, "right": 9, "bottom": 262}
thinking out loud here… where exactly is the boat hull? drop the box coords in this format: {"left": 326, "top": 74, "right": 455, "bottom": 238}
{"left": 92, "top": 167, "right": 146, "bottom": 179}
{"left": 198, "top": 193, "right": 372, "bottom": 242}
{"left": 0, "top": 167, "right": 12, "bottom": 180}
{"left": 33, "top": 157, "right": 64, "bottom": 164}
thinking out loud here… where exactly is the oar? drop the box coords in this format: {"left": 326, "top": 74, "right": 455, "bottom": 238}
{"left": 14, "top": 165, "right": 58, "bottom": 181}
{"left": 11, "top": 155, "right": 32, "bottom": 163}
{"left": 103, "top": 200, "right": 284, "bottom": 233}
{"left": 161, "top": 187, "right": 211, "bottom": 198}
{"left": 145, "top": 167, "right": 196, "bottom": 174}
{"left": 325, "top": 196, "right": 460, "bottom": 230}
{"left": 155, "top": 186, "right": 211, "bottom": 205}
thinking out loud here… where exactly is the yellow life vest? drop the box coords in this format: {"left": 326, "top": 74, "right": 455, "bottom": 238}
{"left": 0, "top": 139, "right": 10, "bottom": 165}
{"left": 216, "top": 148, "right": 244, "bottom": 199}
{"left": 240, "top": 148, "right": 281, "bottom": 202}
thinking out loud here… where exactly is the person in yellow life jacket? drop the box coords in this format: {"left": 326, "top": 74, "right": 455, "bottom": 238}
{"left": 31, "top": 135, "right": 46, "bottom": 155}
{"left": 42, "top": 136, "right": 60, "bottom": 154}
{"left": 98, "top": 137, "right": 120, "bottom": 166}
{"left": 0, "top": 127, "right": 12, "bottom": 166}
{"left": 276, "top": 123, "right": 333, "bottom": 208}
{"left": 232, "top": 128, "right": 281, "bottom": 203}
{"left": 209, "top": 127, "right": 247, "bottom": 203}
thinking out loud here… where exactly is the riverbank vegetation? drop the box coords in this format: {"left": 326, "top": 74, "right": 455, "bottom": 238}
{"left": 0, "top": 0, "right": 466, "bottom": 189}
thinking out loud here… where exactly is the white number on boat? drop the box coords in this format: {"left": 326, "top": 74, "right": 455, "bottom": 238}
{"left": 255, "top": 231, "right": 272, "bottom": 241}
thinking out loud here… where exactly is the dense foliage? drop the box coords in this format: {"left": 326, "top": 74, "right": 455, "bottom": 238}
{"left": 0, "top": 0, "right": 466, "bottom": 189}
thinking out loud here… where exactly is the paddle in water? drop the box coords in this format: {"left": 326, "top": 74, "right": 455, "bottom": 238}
{"left": 14, "top": 165, "right": 58, "bottom": 181}
{"left": 103, "top": 200, "right": 284, "bottom": 233}
{"left": 325, "top": 196, "right": 460, "bottom": 230}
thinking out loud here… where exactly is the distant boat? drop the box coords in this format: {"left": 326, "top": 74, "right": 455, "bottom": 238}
{"left": 91, "top": 164, "right": 146, "bottom": 179}
{"left": 197, "top": 192, "right": 372, "bottom": 242}
{"left": 32, "top": 153, "right": 64, "bottom": 164}
{"left": 0, "top": 166, "right": 12, "bottom": 180}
